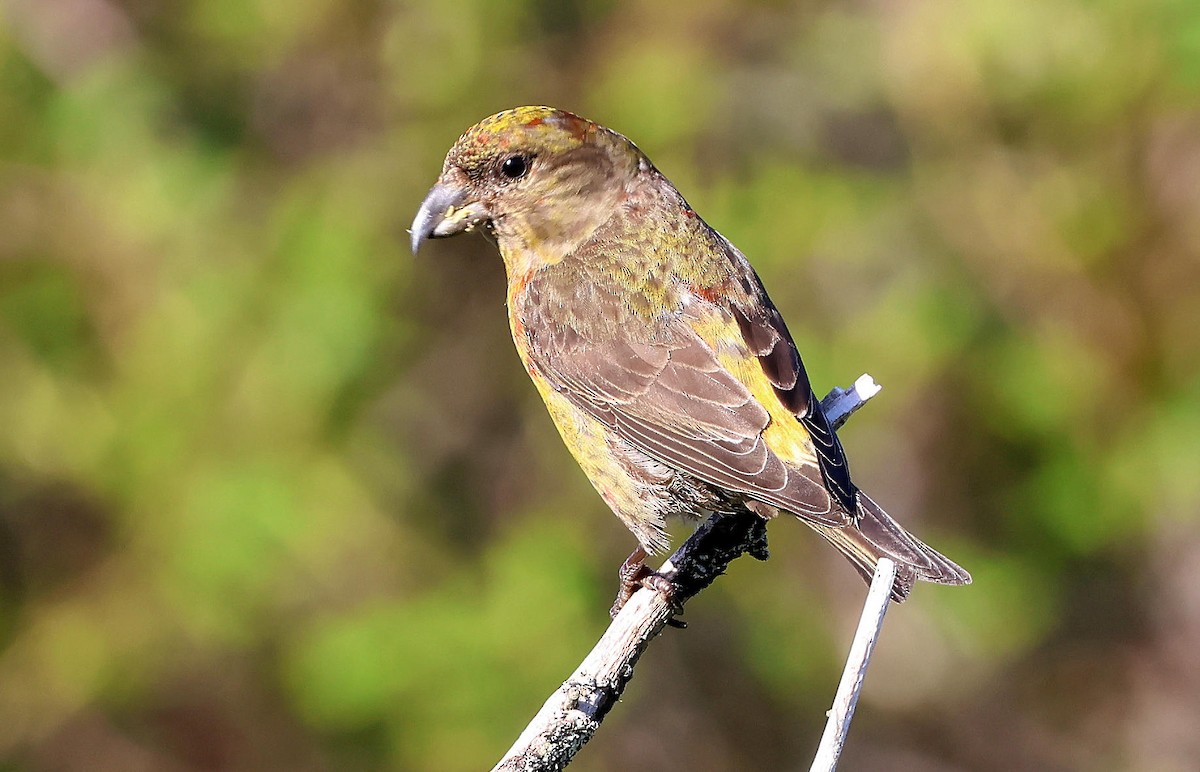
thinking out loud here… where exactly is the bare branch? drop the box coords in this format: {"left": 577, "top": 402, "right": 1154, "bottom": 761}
{"left": 493, "top": 375, "right": 883, "bottom": 772}
{"left": 822, "top": 374, "right": 881, "bottom": 431}
{"left": 810, "top": 557, "right": 897, "bottom": 772}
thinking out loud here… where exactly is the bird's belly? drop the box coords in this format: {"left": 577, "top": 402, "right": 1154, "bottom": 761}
{"left": 528, "top": 376, "right": 718, "bottom": 554}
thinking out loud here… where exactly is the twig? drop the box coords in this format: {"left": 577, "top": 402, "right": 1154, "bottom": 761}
{"left": 821, "top": 374, "right": 881, "bottom": 430}
{"left": 809, "top": 557, "right": 897, "bottom": 772}
{"left": 492, "top": 375, "right": 883, "bottom": 772}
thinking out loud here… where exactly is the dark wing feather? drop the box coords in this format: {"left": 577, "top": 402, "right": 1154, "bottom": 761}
{"left": 720, "top": 237, "right": 858, "bottom": 512}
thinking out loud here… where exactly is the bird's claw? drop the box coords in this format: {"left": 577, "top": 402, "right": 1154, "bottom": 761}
{"left": 611, "top": 548, "right": 685, "bottom": 627}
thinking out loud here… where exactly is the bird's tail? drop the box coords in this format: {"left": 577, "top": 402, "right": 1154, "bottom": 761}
{"left": 811, "top": 492, "right": 971, "bottom": 602}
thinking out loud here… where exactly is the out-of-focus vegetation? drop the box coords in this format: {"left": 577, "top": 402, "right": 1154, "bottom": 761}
{"left": 1, "top": 0, "right": 1198, "bottom": 769}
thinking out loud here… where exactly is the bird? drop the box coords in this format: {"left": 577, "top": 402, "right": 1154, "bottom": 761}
{"left": 410, "top": 106, "right": 970, "bottom": 612}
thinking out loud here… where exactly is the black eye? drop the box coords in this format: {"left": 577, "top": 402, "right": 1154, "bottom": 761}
{"left": 500, "top": 155, "right": 529, "bottom": 180}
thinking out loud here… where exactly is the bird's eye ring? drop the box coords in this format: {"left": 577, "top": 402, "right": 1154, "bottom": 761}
{"left": 499, "top": 155, "right": 529, "bottom": 180}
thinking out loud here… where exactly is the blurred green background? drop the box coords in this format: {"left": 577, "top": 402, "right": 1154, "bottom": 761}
{"left": 1, "top": 0, "right": 1199, "bottom": 769}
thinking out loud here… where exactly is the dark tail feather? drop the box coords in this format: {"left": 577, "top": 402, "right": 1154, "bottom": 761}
{"left": 811, "top": 492, "right": 971, "bottom": 602}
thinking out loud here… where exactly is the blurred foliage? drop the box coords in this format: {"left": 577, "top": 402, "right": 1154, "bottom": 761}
{"left": 0, "top": 0, "right": 1198, "bottom": 770}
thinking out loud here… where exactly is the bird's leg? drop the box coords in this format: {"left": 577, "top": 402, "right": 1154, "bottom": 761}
{"left": 611, "top": 546, "right": 685, "bottom": 627}
{"left": 611, "top": 545, "right": 652, "bottom": 615}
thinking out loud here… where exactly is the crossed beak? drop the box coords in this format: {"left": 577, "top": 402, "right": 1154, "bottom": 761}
{"left": 410, "top": 178, "right": 491, "bottom": 254}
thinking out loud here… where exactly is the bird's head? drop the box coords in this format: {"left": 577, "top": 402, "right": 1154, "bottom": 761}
{"left": 411, "top": 107, "right": 645, "bottom": 270}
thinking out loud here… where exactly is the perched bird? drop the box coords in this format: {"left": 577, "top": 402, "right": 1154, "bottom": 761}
{"left": 411, "top": 106, "right": 970, "bottom": 609}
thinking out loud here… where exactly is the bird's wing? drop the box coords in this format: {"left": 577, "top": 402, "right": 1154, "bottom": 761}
{"left": 715, "top": 235, "right": 858, "bottom": 514}
{"left": 523, "top": 281, "right": 851, "bottom": 526}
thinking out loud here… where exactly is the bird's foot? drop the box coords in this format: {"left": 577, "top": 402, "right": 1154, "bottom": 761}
{"left": 610, "top": 547, "right": 685, "bottom": 628}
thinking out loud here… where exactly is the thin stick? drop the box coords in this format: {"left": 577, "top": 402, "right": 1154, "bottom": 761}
{"left": 809, "top": 557, "right": 897, "bottom": 772}
{"left": 492, "top": 375, "right": 883, "bottom": 772}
